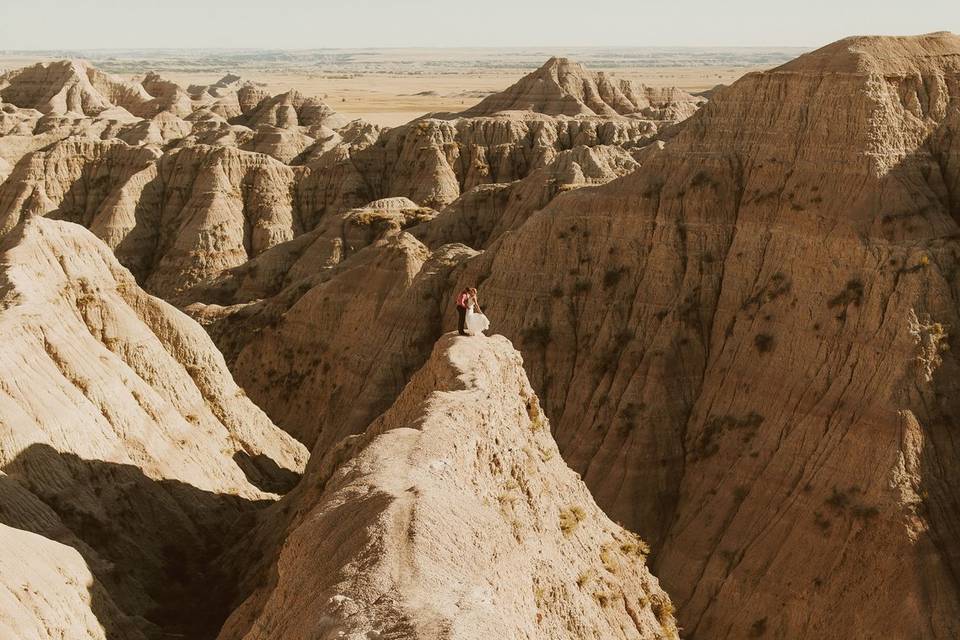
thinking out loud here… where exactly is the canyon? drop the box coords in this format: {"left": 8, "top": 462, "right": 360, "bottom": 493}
{"left": 1, "top": 31, "right": 959, "bottom": 640}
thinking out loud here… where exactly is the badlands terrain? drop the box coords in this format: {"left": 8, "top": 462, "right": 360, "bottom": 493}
{"left": 0, "top": 47, "right": 801, "bottom": 126}
{"left": 1, "top": 32, "right": 959, "bottom": 640}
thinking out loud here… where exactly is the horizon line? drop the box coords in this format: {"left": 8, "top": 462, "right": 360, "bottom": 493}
{"left": 0, "top": 45, "right": 818, "bottom": 53}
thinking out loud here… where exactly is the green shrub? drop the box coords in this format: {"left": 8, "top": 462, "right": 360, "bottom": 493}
{"left": 827, "top": 279, "right": 864, "bottom": 308}
{"left": 603, "top": 267, "right": 626, "bottom": 289}
{"left": 852, "top": 504, "right": 880, "bottom": 520}
{"left": 826, "top": 486, "right": 850, "bottom": 510}
{"left": 691, "top": 171, "right": 714, "bottom": 188}
{"left": 521, "top": 322, "right": 551, "bottom": 348}
{"left": 754, "top": 333, "right": 774, "bottom": 353}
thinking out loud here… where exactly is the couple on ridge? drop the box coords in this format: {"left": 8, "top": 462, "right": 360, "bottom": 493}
{"left": 455, "top": 287, "right": 490, "bottom": 336}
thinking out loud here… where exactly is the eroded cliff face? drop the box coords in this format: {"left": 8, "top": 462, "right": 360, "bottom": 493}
{"left": 0, "top": 218, "right": 307, "bottom": 638}
{"left": 189, "top": 145, "right": 639, "bottom": 453}
{"left": 450, "top": 32, "right": 960, "bottom": 639}
{"left": 218, "top": 334, "right": 678, "bottom": 640}
{"left": 349, "top": 111, "right": 661, "bottom": 209}
{"left": 0, "top": 57, "right": 700, "bottom": 303}
{"left": 8, "top": 34, "right": 960, "bottom": 640}
{"left": 413, "top": 143, "right": 640, "bottom": 250}
{"left": 462, "top": 56, "right": 705, "bottom": 120}
{"left": 0, "top": 53, "right": 707, "bottom": 640}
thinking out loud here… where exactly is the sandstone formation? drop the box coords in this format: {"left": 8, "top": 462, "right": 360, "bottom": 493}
{"left": 190, "top": 196, "right": 438, "bottom": 307}
{"left": 462, "top": 56, "right": 705, "bottom": 119}
{"left": 0, "top": 57, "right": 701, "bottom": 304}
{"left": 184, "top": 144, "right": 640, "bottom": 453}
{"left": 448, "top": 31, "right": 960, "bottom": 639}
{"left": 414, "top": 143, "right": 640, "bottom": 249}
{"left": 347, "top": 110, "right": 660, "bottom": 209}
{"left": 226, "top": 230, "right": 471, "bottom": 452}
{"left": 0, "top": 217, "right": 307, "bottom": 638}
{"left": 218, "top": 334, "right": 678, "bottom": 640}
{"left": 190, "top": 31, "right": 960, "bottom": 640}
{"left": 0, "top": 522, "right": 142, "bottom": 640}
{"left": 0, "top": 60, "right": 151, "bottom": 117}
{"left": 10, "top": 33, "right": 958, "bottom": 640}
{"left": 0, "top": 61, "right": 380, "bottom": 294}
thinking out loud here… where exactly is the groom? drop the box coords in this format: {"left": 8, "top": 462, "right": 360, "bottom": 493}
{"left": 455, "top": 287, "right": 470, "bottom": 335}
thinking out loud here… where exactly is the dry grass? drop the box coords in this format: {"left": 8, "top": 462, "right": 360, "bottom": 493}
{"left": 559, "top": 506, "right": 586, "bottom": 535}
{"left": 649, "top": 592, "right": 675, "bottom": 626}
{"left": 576, "top": 569, "right": 595, "bottom": 589}
{"left": 526, "top": 397, "right": 546, "bottom": 432}
{"left": 593, "top": 590, "right": 615, "bottom": 608}
{"left": 600, "top": 544, "right": 619, "bottom": 573}
{"left": 619, "top": 537, "right": 651, "bottom": 560}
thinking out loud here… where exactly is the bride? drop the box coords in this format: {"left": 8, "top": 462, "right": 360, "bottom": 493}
{"left": 464, "top": 287, "right": 490, "bottom": 336}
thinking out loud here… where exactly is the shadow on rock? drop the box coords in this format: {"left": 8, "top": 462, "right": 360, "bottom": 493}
{"left": 0, "top": 443, "right": 282, "bottom": 640}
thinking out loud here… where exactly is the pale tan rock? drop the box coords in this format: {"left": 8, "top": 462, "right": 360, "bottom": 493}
{"left": 354, "top": 112, "right": 659, "bottom": 209}
{"left": 0, "top": 52, "right": 703, "bottom": 640}
{"left": 0, "top": 524, "right": 143, "bottom": 640}
{"left": 117, "top": 110, "right": 193, "bottom": 146}
{"left": 462, "top": 57, "right": 705, "bottom": 119}
{"left": 415, "top": 144, "right": 639, "bottom": 249}
{"left": 238, "top": 90, "right": 350, "bottom": 130}
{"left": 138, "top": 71, "right": 194, "bottom": 117}
{"left": 227, "top": 232, "right": 472, "bottom": 450}
{"left": 191, "top": 195, "right": 437, "bottom": 306}
{"left": 218, "top": 334, "right": 678, "bottom": 640}
{"left": 0, "top": 137, "right": 160, "bottom": 236}
{"left": 0, "top": 218, "right": 307, "bottom": 637}
{"left": 0, "top": 60, "right": 166, "bottom": 119}
{"left": 0, "top": 105, "right": 143, "bottom": 183}
{"left": 0, "top": 139, "right": 313, "bottom": 297}
{"left": 240, "top": 125, "right": 318, "bottom": 163}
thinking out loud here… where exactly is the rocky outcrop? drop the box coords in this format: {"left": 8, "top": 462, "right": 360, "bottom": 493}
{"left": 351, "top": 111, "right": 659, "bottom": 210}
{"left": 0, "top": 523, "right": 142, "bottom": 640}
{"left": 0, "top": 58, "right": 701, "bottom": 303}
{"left": 234, "top": 89, "right": 349, "bottom": 131}
{"left": 462, "top": 57, "right": 705, "bottom": 119}
{"left": 189, "top": 196, "right": 437, "bottom": 306}
{"left": 0, "top": 218, "right": 308, "bottom": 638}
{"left": 218, "top": 334, "right": 678, "bottom": 640}
{"left": 0, "top": 137, "right": 160, "bottom": 237}
{"left": 0, "top": 60, "right": 144, "bottom": 117}
{"left": 449, "top": 31, "right": 960, "bottom": 639}
{"left": 414, "top": 144, "right": 640, "bottom": 250}
{"left": 226, "top": 232, "right": 473, "bottom": 451}
{"left": 0, "top": 140, "right": 304, "bottom": 297}
{"left": 6, "top": 29, "right": 960, "bottom": 640}
{"left": 192, "top": 143, "right": 643, "bottom": 453}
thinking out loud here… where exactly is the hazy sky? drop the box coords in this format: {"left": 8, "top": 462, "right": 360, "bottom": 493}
{"left": 1, "top": 0, "right": 957, "bottom": 49}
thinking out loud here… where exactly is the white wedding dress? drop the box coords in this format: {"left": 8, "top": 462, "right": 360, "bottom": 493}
{"left": 465, "top": 304, "right": 490, "bottom": 335}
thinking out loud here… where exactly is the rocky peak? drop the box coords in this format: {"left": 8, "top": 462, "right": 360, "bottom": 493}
{"left": 461, "top": 56, "right": 705, "bottom": 118}
{"left": 775, "top": 30, "right": 960, "bottom": 74}
{"left": 219, "top": 333, "right": 679, "bottom": 639}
